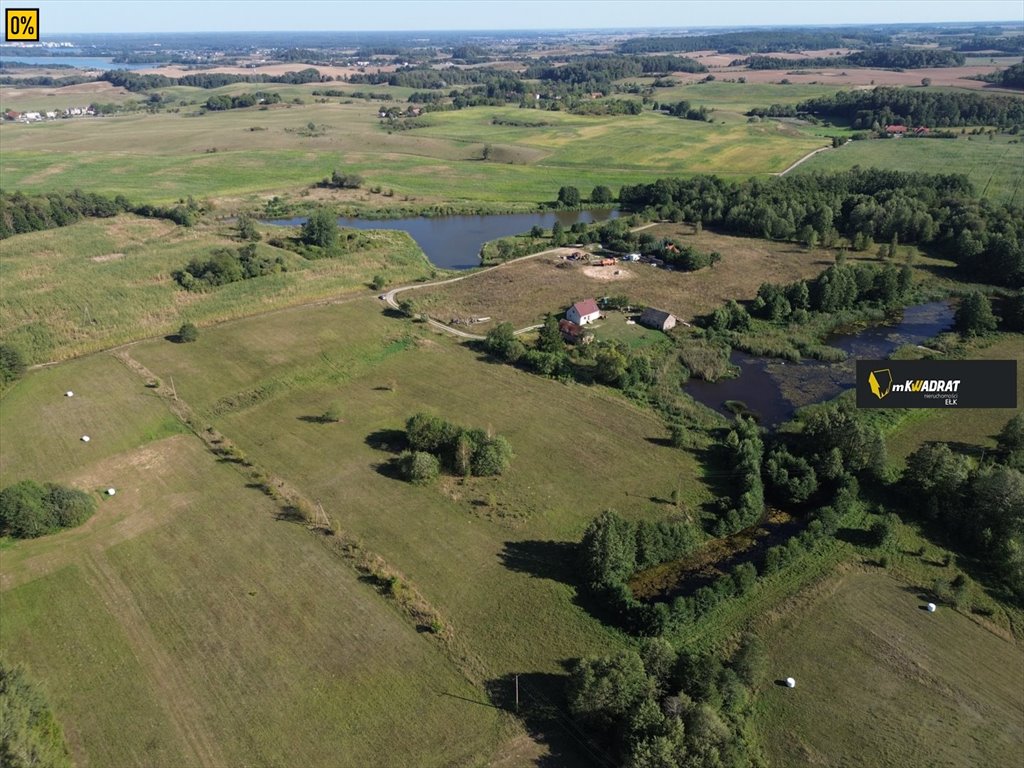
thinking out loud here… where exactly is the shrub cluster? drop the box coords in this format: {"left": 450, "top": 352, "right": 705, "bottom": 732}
{"left": 0, "top": 481, "right": 96, "bottom": 539}
{"left": 173, "top": 243, "right": 286, "bottom": 291}
{"left": 402, "top": 413, "right": 513, "bottom": 481}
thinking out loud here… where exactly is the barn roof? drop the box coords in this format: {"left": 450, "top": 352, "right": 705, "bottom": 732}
{"left": 640, "top": 307, "right": 675, "bottom": 326}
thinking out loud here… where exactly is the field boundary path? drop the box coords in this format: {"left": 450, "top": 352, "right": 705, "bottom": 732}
{"left": 777, "top": 144, "right": 833, "bottom": 176}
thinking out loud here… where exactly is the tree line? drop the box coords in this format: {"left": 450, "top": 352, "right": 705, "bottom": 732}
{"left": 973, "top": 62, "right": 1024, "bottom": 90}
{"left": 618, "top": 170, "right": 1024, "bottom": 288}
{"left": 204, "top": 91, "right": 282, "bottom": 110}
{"left": 748, "top": 86, "right": 1024, "bottom": 128}
{"left": 98, "top": 67, "right": 323, "bottom": 91}
{"left": 617, "top": 28, "right": 884, "bottom": 54}
{"left": 523, "top": 54, "right": 706, "bottom": 86}
{"left": 0, "top": 190, "right": 200, "bottom": 239}
{"left": 738, "top": 47, "right": 966, "bottom": 70}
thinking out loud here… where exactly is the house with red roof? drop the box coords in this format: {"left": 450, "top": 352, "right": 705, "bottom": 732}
{"left": 566, "top": 298, "right": 601, "bottom": 325}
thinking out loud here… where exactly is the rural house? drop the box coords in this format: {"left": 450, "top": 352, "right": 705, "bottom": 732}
{"left": 566, "top": 298, "right": 601, "bottom": 325}
{"left": 559, "top": 318, "right": 593, "bottom": 345}
{"left": 885, "top": 124, "right": 907, "bottom": 136}
{"left": 639, "top": 307, "right": 677, "bottom": 332}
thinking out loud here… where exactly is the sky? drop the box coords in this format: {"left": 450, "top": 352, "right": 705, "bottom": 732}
{"left": 8, "top": 0, "right": 1024, "bottom": 35}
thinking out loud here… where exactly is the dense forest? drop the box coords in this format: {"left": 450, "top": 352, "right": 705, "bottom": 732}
{"left": 619, "top": 170, "right": 1024, "bottom": 287}
{"left": 748, "top": 86, "right": 1024, "bottom": 128}
{"left": 617, "top": 28, "right": 888, "bottom": 54}
{"left": 739, "top": 47, "right": 966, "bottom": 69}
{"left": 954, "top": 35, "right": 1024, "bottom": 54}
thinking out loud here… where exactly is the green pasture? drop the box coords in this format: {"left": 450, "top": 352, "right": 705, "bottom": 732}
{"left": 796, "top": 133, "right": 1024, "bottom": 204}
{"left": 128, "top": 303, "right": 710, "bottom": 682}
{"left": 0, "top": 96, "right": 827, "bottom": 204}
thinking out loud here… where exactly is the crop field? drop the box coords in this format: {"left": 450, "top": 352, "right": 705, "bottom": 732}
{"left": 0, "top": 359, "right": 507, "bottom": 767}
{"left": 0, "top": 215, "right": 433, "bottom": 363}
{"left": 0, "top": 91, "right": 827, "bottom": 204}
{"left": 751, "top": 568, "right": 1024, "bottom": 767}
{"left": 415, "top": 226, "right": 863, "bottom": 331}
{"left": 885, "top": 335, "right": 1024, "bottom": 466}
{"left": 796, "top": 134, "right": 1024, "bottom": 204}
{"left": 126, "top": 300, "right": 710, "bottom": 687}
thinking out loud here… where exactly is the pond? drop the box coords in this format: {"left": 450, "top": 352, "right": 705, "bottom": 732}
{"left": 685, "top": 301, "right": 956, "bottom": 426}
{"left": 264, "top": 208, "right": 619, "bottom": 269}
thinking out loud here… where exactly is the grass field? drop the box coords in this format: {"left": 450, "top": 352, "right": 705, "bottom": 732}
{"left": 751, "top": 568, "right": 1024, "bottom": 767}
{"left": 0, "top": 214, "right": 434, "bottom": 363}
{"left": 0, "top": 361, "right": 507, "bottom": 767}
{"left": 126, "top": 300, "right": 711, "bottom": 686}
{"left": 796, "top": 134, "right": 1024, "bottom": 204}
{"left": 415, "top": 226, "right": 864, "bottom": 331}
{"left": 0, "top": 91, "right": 829, "bottom": 204}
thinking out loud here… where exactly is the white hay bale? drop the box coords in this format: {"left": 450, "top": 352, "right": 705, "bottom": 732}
{"left": 65, "top": 391, "right": 74, "bottom": 397}
{"left": 927, "top": 602, "right": 937, "bottom": 612}
{"left": 106, "top": 488, "right": 116, "bottom": 496}
{"left": 786, "top": 677, "right": 796, "bottom": 688}
{"left": 81, "top": 435, "right": 90, "bottom": 443}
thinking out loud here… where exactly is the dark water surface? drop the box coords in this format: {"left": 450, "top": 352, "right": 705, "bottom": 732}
{"left": 264, "top": 208, "right": 619, "bottom": 269}
{"left": 686, "top": 301, "right": 956, "bottom": 426}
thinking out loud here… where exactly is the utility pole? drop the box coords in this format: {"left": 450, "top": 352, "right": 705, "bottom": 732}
{"left": 514, "top": 674, "right": 519, "bottom": 712}
{"left": 169, "top": 376, "right": 177, "bottom": 401}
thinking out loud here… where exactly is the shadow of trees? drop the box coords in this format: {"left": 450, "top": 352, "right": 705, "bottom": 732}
{"left": 485, "top": 670, "right": 617, "bottom": 768}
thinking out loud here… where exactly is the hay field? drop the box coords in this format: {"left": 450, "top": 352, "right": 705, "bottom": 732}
{"left": 751, "top": 569, "right": 1024, "bottom": 767}
{"left": 0, "top": 353, "right": 507, "bottom": 767}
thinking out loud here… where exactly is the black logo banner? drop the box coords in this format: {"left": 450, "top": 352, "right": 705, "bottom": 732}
{"left": 856, "top": 359, "right": 1017, "bottom": 409}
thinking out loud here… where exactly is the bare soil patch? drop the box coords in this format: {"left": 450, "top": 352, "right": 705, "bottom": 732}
{"left": 582, "top": 265, "right": 635, "bottom": 281}
{"left": 90, "top": 252, "right": 125, "bottom": 263}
